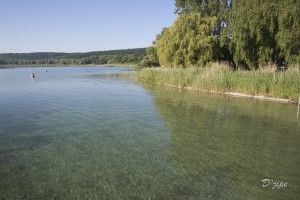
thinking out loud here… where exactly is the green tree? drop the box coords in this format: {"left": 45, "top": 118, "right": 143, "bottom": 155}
{"left": 138, "top": 28, "right": 168, "bottom": 68}
{"left": 156, "top": 13, "right": 218, "bottom": 67}
{"left": 175, "top": 0, "right": 228, "bottom": 17}
{"left": 227, "top": 0, "right": 300, "bottom": 69}
{"left": 175, "top": 0, "right": 232, "bottom": 62}
{"left": 276, "top": 0, "right": 300, "bottom": 64}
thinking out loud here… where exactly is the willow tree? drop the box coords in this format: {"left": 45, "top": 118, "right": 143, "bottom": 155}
{"left": 175, "top": 0, "right": 229, "bottom": 17}
{"left": 227, "top": 0, "right": 300, "bottom": 69}
{"left": 175, "top": 0, "right": 232, "bottom": 62}
{"left": 156, "top": 13, "right": 217, "bottom": 68}
{"left": 276, "top": 0, "right": 300, "bottom": 64}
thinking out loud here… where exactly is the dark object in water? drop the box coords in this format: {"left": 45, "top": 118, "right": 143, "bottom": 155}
{"left": 276, "top": 60, "right": 288, "bottom": 71}
{"left": 31, "top": 73, "right": 35, "bottom": 78}
{"left": 45, "top": 69, "right": 47, "bottom": 72}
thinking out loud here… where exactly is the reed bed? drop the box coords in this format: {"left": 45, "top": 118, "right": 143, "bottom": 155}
{"left": 136, "top": 63, "right": 300, "bottom": 102}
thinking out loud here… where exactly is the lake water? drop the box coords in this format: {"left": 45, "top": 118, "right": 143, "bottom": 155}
{"left": 0, "top": 66, "right": 299, "bottom": 200}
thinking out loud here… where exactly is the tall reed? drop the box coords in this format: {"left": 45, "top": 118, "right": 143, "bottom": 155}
{"left": 136, "top": 63, "right": 300, "bottom": 101}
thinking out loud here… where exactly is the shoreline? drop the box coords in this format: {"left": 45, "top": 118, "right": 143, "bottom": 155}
{"left": 152, "top": 83, "right": 298, "bottom": 104}
{"left": 153, "top": 83, "right": 297, "bottom": 104}
{"left": 136, "top": 66, "right": 300, "bottom": 104}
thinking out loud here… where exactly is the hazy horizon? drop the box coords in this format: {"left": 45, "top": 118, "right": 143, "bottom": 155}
{"left": 0, "top": 47, "right": 146, "bottom": 54}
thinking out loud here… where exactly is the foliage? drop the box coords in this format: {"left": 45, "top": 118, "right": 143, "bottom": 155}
{"left": 137, "top": 28, "right": 169, "bottom": 69}
{"left": 145, "top": 0, "right": 300, "bottom": 69}
{"left": 276, "top": 0, "right": 300, "bottom": 64}
{"left": 174, "top": 0, "right": 229, "bottom": 17}
{"left": 227, "top": 0, "right": 300, "bottom": 69}
{"left": 136, "top": 46, "right": 160, "bottom": 68}
{"left": 156, "top": 13, "right": 218, "bottom": 68}
{"left": 0, "top": 48, "right": 146, "bottom": 66}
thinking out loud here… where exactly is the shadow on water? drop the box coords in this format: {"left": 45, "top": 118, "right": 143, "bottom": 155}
{"left": 142, "top": 83, "right": 300, "bottom": 200}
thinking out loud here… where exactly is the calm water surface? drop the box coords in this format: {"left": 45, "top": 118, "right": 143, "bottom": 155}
{"left": 0, "top": 66, "right": 299, "bottom": 199}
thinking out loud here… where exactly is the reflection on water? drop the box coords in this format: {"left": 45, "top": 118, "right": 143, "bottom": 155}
{"left": 143, "top": 84, "right": 300, "bottom": 200}
{"left": 0, "top": 67, "right": 299, "bottom": 199}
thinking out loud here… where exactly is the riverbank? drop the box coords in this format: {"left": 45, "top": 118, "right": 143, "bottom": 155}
{"left": 136, "top": 63, "right": 300, "bottom": 103}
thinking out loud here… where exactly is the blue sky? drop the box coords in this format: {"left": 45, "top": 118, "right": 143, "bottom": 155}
{"left": 0, "top": 0, "right": 177, "bottom": 53}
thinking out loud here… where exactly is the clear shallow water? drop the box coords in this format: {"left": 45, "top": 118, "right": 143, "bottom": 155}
{"left": 0, "top": 66, "right": 299, "bottom": 199}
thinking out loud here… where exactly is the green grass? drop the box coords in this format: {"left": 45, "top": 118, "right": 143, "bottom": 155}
{"left": 136, "top": 63, "right": 300, "bottom": 102}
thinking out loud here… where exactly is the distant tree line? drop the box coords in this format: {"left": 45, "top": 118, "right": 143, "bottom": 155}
{"left": 0, "top": 48, "right": 146, "bottom": 66}
{"left": 142, "top": 0, "right": 300, "bottom": 69}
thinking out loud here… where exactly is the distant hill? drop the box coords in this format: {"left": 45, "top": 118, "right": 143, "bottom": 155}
{"left": 0, "top": 48, "right": 146, "bottom": 65}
